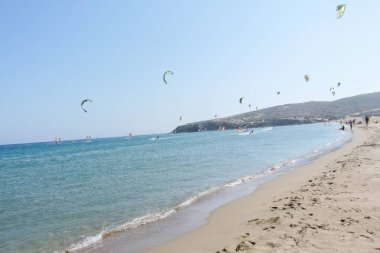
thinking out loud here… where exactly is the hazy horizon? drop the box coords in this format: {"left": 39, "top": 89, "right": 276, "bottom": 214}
{"left": 1, "top": 91, "right": 377, "bottom": 145}
{"left": 1, "top": 1, "right": 379, "bottom": 144}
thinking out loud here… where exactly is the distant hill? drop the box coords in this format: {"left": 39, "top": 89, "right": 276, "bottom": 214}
{"left": 173, "top": 92, "right": 380, "bottom": 133}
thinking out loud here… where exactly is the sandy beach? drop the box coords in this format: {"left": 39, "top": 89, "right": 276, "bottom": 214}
{"left": 145, "top": 123, "right": 380, "bottom": 253}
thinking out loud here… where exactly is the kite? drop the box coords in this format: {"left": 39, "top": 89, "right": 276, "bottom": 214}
{"left": 239, "top": 97, "right": 244, "bottom": 104}
{"left": 337, "top": 4, "right": 346, "bottom": 19}
{"left": 163, "top": 71, "right": 173, "bottom": 84}
{"left": 337, "top": 82, "right": 341, "bottom": 87}
{"left": 277, "top": 91, "right": 280, "bottom": 95}
{"left": 330, "top": 87, "right": 335, "bottom": 91}
{"left": 81, "top": 99, "right": 93, "bottom": 113}
{"left": 248, "top": 104, "right": 251, "bottom": 108}
{"left": 332, "top": 91, "right": 336, "bottom": 96}
{"left": 179, "top": 116, "right": 182, "bottom": 121}
{"left": 304, "top": 75, "right": 310, "bottom": 82}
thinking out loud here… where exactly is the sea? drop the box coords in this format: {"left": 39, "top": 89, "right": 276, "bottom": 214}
{"left": 0, "top": 123, "right": 351, "bottom": 253}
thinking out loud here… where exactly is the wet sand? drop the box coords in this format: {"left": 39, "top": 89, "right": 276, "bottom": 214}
{"left": 145, "top": 124, "right": 380, "bottom": 253}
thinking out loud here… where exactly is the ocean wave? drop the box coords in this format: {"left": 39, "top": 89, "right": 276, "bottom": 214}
{"left": 66, "top": 209, "right": 177, "bottom": 252}
{"left": 67, "top": 233, "right": 103, "bottom": 252}
{"left": 66, "top": 175, "right": 263, "bottom": 252}
{"left": 149, "top": 137, "right": 171, "bottom": 141}
{"left": 253, "top": 127, "right": 274, "bottom": 135}
{"left": 65, "top": 158, "right": 302, "bottom": 252}
{"left": 65, "top": 133, "right": 352, "bottom": 252}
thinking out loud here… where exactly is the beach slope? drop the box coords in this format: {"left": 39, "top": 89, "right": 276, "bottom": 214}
{"left": 146, "top": 124, "right": 380, "bottom": 252}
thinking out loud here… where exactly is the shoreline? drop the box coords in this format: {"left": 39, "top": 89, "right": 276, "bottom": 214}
{"left": 145, "top": 124, "right": 380, "bottom": 252}
{"left": 76, "top": 124, "right": 352, "bottom": 253}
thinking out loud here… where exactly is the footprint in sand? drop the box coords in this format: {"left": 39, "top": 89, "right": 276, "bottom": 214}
{"left": 266, "top": 242, "right": 280, "bottom": 248}
{"left": 366, "top": 229, "right": 375, "bottom": 235}
{"left": 235, "top": 240, "right": 256, "bottom": 251}
{"left": 248, "top": 216, "right": 280, "bottom": 225}
{"left": 240, "top": 232, "right": 250, "bottom": 238}
{"left": 340, "top": 217, "right": 358, "bottom": 226}
{"left": 216, "top": 248, "right": 234, "bottom": 253}
{"left": 358, "top": 234, "right": 375, "bottom": 243}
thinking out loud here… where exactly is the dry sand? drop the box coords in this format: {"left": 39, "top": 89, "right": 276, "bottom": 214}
{"left": 145, "top": 124, "right": 380, "bottom": 253}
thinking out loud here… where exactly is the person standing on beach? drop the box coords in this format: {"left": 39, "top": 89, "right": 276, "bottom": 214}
{"left": 365, "top": 115, "right": 370, "bottom": 127}
{"left": 349, "top": 120, "right": 353, "bottom": 132}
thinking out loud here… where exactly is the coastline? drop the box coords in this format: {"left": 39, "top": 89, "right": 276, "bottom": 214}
{"left": 76, "top": 124, "right": 352, "bottom": 253}
{"left": 145, "top": 124, "right": 380, "bottom": 252}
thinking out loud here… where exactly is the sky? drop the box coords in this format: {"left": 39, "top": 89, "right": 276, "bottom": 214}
{"left": 0, "top": 1, "right": 379, "bottom": 144}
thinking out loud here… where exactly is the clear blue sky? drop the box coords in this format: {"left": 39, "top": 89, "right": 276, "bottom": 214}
{"left": 0, "top": 1, "right": 379, "bottom": 144}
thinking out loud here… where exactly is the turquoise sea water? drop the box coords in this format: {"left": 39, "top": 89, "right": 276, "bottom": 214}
{"left": 0, "top": 123, "right": 351, "bottom": 253}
